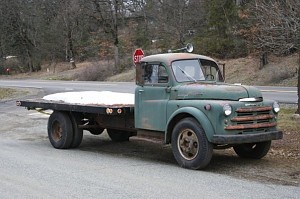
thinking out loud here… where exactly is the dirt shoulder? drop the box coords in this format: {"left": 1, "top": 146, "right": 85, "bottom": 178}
{"left": 0, "top": 87, "right": 40, "bottom": 102}
{"left": 0, "top": 88, "right": 28, "bottom": 101}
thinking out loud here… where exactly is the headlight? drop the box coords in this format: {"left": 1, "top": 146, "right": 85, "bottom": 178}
{"left": 273, "top": 101, "right": 280, "bottom": 113}
{"left": 223, "top": 104, "right": 232, "bottom": 116}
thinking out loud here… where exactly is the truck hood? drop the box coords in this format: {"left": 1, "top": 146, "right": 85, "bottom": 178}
{"left": 173, "top": 82, "right": 262, "bottom": 101}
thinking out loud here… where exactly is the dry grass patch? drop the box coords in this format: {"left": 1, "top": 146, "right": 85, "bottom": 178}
{"left": 106, "top": 69, "right": 135, "bottom": 82}
{"left": 273, "top": 106, "right": 300, "bottom": 160}
{"left": 0, "top": 88, "right": 29, "bottom": 100}
{"left": 221, "top": 53, "right": 298, "bottom": 86}
{"left": 0, "top": 88, "right": 17, "bottom": 99}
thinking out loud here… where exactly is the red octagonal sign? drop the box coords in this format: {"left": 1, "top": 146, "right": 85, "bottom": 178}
{"left": 133, "top": 48, "right": 144, "bottom": 66}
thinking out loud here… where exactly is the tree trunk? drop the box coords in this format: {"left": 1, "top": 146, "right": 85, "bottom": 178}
{"left": 259, "top": 52, "right": 268, "bottom": 69}
{"left": 114, "top": 44, "right": 120, "bottom": 73}
{"left": 68, "top": 29, "right": 76, "bottom": 69}
{"left": 27, "top": 49, "right": 33, "bottom": 73}
{"left": 297, "top": 51, "right": 300, "bottom": 114}
{"left": 113, "top": 0, "right": 119, "bottom": 73}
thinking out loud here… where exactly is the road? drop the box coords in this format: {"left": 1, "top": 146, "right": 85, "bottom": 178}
{"left": 0, "top": 79, "right": 298, "bottom": 103}
{"left": 0, "top": 80, "right": 299, "bottom": 198}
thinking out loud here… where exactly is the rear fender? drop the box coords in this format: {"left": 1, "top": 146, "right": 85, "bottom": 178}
{"left": 165, "top": 107, "right": 215, "bottom": 144}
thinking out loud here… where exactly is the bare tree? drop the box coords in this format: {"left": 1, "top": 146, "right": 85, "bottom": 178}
{"left": 154, "top": 0, "right": 206, "bottom": 48}
{"left": 248, "top": 0, "right": 300, "bottom": 113}
{"left": 0, "top": 0, "right": 38, "bottom": 72}
{"left": 56, "top": 0, "right": 85, "bottom": 69}
{"left": 90, "top": 0, "right": 127, "bottom": 72}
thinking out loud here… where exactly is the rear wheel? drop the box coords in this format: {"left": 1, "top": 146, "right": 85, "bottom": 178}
{"left": 69, "top": 113, "right": 83, "bottom": 148}
{"left": 107, "top": 129, "right": 131, "bottom": 142}
{"left": 233, "top": 141, "right": 271, "bottom": 159}
{"left": 48, "top": 111, "right": 73, "bottom": 149}
{"left": 171, "top": 117, "right": 213, "bottom": 170}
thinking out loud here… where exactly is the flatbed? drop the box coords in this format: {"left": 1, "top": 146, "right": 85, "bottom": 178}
{"left": 17, "top": 98, "right": 134, "bottom": 115}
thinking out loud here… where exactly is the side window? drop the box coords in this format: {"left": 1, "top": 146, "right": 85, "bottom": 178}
{"left": 202, "top": 65, "right": 217, "bottom": 81}
{"left": 144, "top": 64, "right": 168, "bottom": 84}
{"left": 200, "top": 59, "right": 222, "bottom": 81}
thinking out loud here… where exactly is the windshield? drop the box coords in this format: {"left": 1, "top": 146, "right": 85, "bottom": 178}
{"left": 171, "top": 59, "right": 221, "bottom": 82}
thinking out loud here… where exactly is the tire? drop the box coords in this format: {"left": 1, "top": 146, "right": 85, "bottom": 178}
{"left": 88, "top": 128, "right": 104, "bottom": 135}
{"left": 171, "top": 117, "right": 213, "bottom": 170}
{"left": 107, "top": 129, "right": 131, "bottom": 142}
{"left": 69, "top": 113, "right": 83, "bottom": 148}
{"left": 233, "top": 141, "right": 271, "bottom": 159}
{"left": 48, "top": 111, "right": 73, "bottom": 149}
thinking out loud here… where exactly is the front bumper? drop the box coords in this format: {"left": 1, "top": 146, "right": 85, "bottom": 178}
{"left": 211, "top": 131, "right": 283, "bottom": 144}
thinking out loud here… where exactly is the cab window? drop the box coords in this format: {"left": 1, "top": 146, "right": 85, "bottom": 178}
{"left": 171, "top": 59, "right": 222, "bottom": 82}
{"left": 200, "top": 59, "right": 222, "bottom": 81}
{"left": 144, "top": 64, "right": 168, "bottom": 84}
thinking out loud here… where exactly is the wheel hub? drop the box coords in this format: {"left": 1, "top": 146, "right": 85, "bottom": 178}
{"left": 52, "top": 121, "right": 62, "bottom": 142}
{"left": 178, "top": 129, "right": 199, "bottom": 160}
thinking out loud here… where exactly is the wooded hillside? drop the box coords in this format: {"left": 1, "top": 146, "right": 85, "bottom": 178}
{"left": 0, "top": 0, "right": 299, "bottom": 113}
{"left": 0, "top": 0, "right": 298, "bottom": 72}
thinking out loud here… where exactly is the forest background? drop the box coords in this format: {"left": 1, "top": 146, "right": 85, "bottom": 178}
{"left": 0, "top": 0, "right": 299, "bottom": 111}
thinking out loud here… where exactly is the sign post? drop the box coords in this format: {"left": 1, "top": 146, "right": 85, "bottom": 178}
{"left": 133, "top": 48, "right": 144, "bottom": 66}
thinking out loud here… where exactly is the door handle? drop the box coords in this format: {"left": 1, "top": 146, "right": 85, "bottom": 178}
{"left": 138, "top": 90, "right": 144, "bottom": 93}
{"left": 165, "top": 87, "right": 171, "bottom": 93}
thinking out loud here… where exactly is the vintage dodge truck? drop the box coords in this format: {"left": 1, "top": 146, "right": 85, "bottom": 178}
{"left": 17, "top": 50, "right": 283, "bottom": 169}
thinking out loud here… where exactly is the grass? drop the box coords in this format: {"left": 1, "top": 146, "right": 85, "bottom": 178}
{"left": 106, "top": 69, "right": 135, "bottom": 82}
{"left": 278, "top": 107, "right": 300, "bottom": 132}
{"left": 0, "top": 88, "right": 17, "bottom": 99}
{"left": 0, "top": 88, "right": 28, "bottom": 100}
{"left": 222, "top": 53, "right": 298, "bottom": 86}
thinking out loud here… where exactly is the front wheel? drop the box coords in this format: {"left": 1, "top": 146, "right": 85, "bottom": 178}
{"left": 171, "top": 117, "right": 213, "bottom": 170}
{"left": 233, "top": 141, "right": 271, "bottom": 159}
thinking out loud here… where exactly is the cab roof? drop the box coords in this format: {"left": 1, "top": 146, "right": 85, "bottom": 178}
{"left": 140, "top": 53, "right": 216, "bottom": 66}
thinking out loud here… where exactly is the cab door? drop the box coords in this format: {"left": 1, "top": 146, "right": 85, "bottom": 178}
{"left": 135, "top": 63, "right": 170, "bottom": 131}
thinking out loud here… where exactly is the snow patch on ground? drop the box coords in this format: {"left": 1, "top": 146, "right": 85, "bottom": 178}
{"left": 43, "top": 91, "right": 134, "bottom": 105}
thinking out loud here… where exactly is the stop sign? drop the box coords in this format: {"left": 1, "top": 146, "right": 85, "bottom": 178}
{"left": 133, "top": 48, "right": 144, "bottom": 65}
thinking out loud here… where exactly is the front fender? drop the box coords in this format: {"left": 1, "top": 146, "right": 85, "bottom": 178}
{"left": 165, "top": 107, "right": 215, "bottom": 143}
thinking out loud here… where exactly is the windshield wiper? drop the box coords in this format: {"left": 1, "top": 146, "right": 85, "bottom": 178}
{"left": 177, "top": 66, "right": 197, "bottom": 82}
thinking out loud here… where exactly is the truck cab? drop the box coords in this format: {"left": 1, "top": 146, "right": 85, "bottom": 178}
{"left": 135, "top": 52, "right": 282, "bottom": 169}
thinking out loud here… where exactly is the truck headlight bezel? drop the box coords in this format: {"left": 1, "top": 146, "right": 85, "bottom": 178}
{"left": 273, "top": 101, "right": 280, "bottom": 113}
{"left": 223, "top": 104, "right": 232, "bottom": 116}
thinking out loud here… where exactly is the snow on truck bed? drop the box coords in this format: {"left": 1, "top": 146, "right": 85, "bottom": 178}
{"left": 43, "top": 91, "right": 134, "bottom": 106}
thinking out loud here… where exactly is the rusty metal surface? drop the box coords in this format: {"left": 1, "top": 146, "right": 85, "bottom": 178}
{"left": 231, "top": 114, "right": 274, "bottom": 122}
{"left": 94, "top": 113, "right": 135, "bottom": 132}
{"left": 236, "top": 106, "right": 272, "bottom": 113}
{"left": 225, "top": 122, "right": 277, "bottom": 130}
{"left": 16, "top": 99, "right": 134, "bottom": 115}
{"left": 225, "top": 105, "right": 277, "bottom": 132}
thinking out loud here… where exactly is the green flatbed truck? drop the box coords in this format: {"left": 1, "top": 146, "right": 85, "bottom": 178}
{"left": 17, "top": 51, "right": 283, "bottom": 169}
